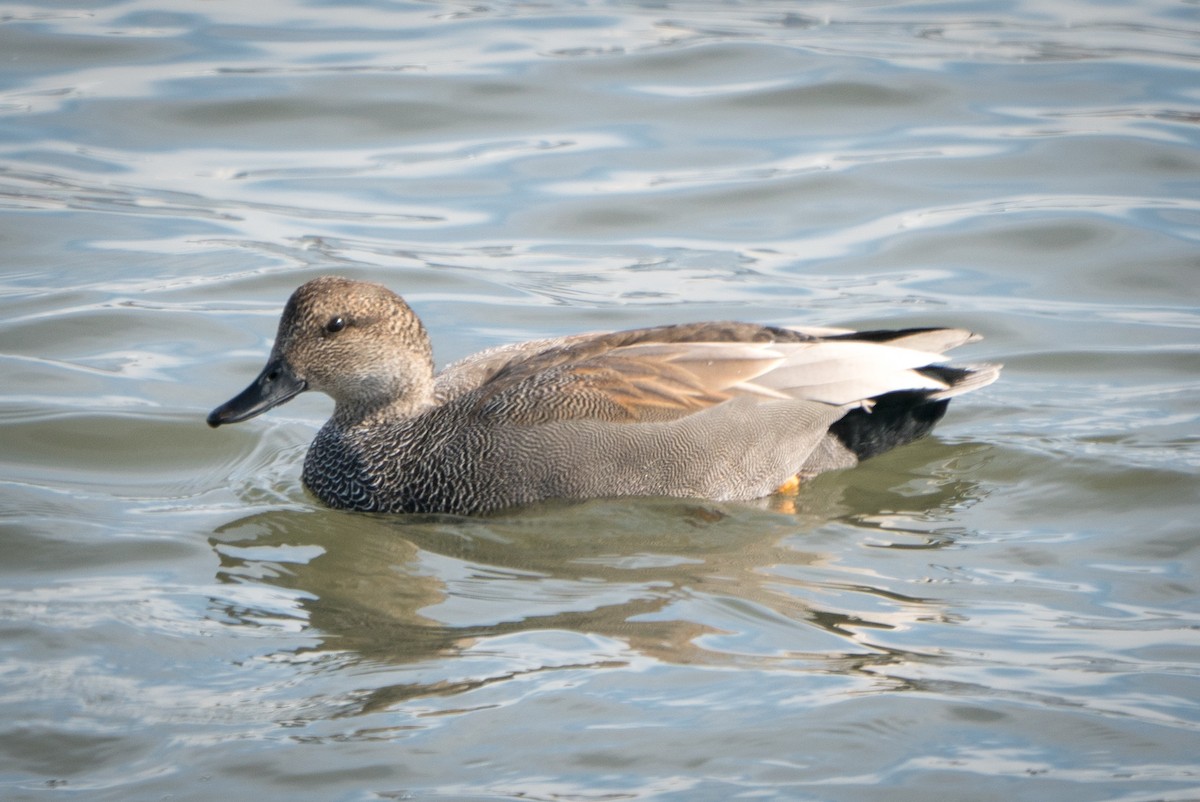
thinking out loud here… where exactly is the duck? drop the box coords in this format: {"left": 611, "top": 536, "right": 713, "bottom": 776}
{"left": 207, "top": 276, "right": 1000, "bottom": 515}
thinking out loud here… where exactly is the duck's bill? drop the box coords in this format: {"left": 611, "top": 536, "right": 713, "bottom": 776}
{"left": 207, "top": 358, "right": 307, "bottom": 428}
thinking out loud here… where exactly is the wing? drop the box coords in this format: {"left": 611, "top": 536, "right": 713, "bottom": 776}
{"left": 458, "top": 323, "right": 998, "bottom": 426}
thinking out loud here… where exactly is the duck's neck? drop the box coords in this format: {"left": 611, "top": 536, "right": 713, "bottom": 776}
{"left": 331, "top": 379, "right": 436, "bottom": 430}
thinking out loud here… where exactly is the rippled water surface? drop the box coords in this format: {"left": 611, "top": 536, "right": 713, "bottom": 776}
{"left": 2, "top": 0, "right": 1199, "bottom": 800}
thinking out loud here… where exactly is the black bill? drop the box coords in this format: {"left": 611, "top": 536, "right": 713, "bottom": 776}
{"left": 207, "top": 357, "right": 307, "bottom": 428}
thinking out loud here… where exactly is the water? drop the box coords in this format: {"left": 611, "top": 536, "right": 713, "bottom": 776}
{"left": 2, "top": 0, "right": 1199, "bottom": 799}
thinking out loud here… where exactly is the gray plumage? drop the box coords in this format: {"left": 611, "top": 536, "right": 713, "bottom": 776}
{"left": 208, "top": 276, "right": 1001, "bottom": 515}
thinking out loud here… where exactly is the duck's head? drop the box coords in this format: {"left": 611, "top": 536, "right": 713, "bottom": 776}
{"left": 207, "top": 276, "right": 435, "bottom": 428}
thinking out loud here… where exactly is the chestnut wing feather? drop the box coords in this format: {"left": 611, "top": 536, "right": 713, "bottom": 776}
{"left": 464, "top": 323, "right": 805, "bottom": 425}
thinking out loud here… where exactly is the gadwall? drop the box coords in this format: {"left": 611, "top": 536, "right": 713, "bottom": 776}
{"left": 208, "top": 276, "right": 1000, "bottom": 515}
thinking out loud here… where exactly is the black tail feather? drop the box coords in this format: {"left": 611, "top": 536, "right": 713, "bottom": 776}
{"left": 830, "top": 392, "right": 949, "bottom": 461}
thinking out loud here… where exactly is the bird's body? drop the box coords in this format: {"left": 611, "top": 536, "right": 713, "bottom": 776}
{"left": 208, "top": 276, "right": 1000, "bottom": 515}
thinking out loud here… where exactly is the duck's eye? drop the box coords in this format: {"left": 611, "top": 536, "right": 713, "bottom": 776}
{"left": 324, "top": 316, "right": 347, "bottom": 334}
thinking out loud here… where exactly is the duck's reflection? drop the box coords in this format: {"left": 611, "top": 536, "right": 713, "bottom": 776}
{"left": 209, "top": 439, "right": 990, "bottom": 710}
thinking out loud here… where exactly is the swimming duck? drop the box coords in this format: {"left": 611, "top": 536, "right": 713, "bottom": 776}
{"left": 208, "top": 276, "right": 1000, "bottom": 515}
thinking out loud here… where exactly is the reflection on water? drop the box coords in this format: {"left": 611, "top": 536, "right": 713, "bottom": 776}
{"left": 206, "top": 445, "right": 987, "bottom": 714}
{"left": 2, "top": 0, "right": 1199, "bottom": 799}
